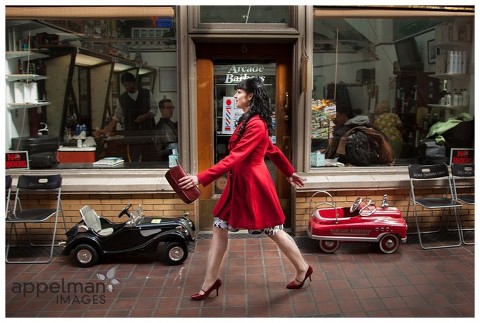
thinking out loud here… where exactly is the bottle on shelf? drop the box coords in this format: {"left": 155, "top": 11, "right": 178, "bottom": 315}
{"left": 447, "top": 51, "right": 454, "bottom": 74}
{"left": 453, "top": 51, "right": 459, "bottom": 73}
{"left": 452, "top": 90, "right": 459, "bottom": 106}
{"left": 445, "top": 93, "right": 452, "bottom": 106}
{"left": 439, "top": 80, "right": 447, "bottom": 98}
{"left": 439, "top": 96, "right": 446, "bottom": 105}
{"left": 461, "top": 88, "right": 469, "bottom": 106}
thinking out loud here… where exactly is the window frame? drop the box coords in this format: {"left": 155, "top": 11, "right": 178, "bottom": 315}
{"left": 304, "top": 6, "right": 474, "bottom": 173}
{"left": 189, "top": 6, "right": 300, "bottom": 35}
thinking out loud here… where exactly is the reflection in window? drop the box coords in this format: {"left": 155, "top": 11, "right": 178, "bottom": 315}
{"left": 310, "top": 15, "right": 474, "bottom": 168}
{"left": 200, "top": 6, "right": 289, "bottom": 24}
{"left": 6, "top": 12, "right": 178, "bottom": 168}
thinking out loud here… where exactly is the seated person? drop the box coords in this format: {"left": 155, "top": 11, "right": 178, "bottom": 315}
{"left": 154, "top": 97, "right": 178, "bottom": 161}
{"left": 331, "top": 109, "right": 354, "bottom": 139}
{"left": 327, "top": 108, "right": 370, "bottom": 158}
{"left": 345, "top": 109, "right": 371, "bottom": 126}
{"left": 326, "top": 107, "right": 394, "bottom": 166}
{"left": 374, "top": 100, "right": 403, "bottom": 159}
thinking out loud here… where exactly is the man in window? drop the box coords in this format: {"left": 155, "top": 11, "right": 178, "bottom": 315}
{"left": 98, "top": 72, "right": 158, "bottom": 162}
{"left": 153, "top": 97, "right": 178, "bottom": 161}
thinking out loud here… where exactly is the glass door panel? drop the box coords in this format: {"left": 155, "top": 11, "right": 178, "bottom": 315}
{"left": 212, "top": 61, "right": 276, "bottom": 194}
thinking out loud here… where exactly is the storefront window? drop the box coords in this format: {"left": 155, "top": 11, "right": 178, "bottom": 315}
{"left": 5, "top": 8, "right": 178, "bottom": 169}
{"left": 310, "top": 13, "right": 474, "bottom": 168}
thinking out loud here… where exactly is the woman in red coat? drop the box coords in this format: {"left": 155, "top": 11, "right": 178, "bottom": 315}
{"left": 179, "top": 77, "right": 312, "bottom": 300}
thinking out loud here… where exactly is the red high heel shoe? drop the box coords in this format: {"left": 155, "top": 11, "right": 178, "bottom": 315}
{"left": 191, "top": 278, "right": 222, "bottom": 300}
{"left": 286, "top": 265, "right": 313, "bottom": 289}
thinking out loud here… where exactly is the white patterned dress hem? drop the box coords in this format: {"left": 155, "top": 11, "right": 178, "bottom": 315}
{"left": 213, "top": 217, "right": 283, "bottom": 236}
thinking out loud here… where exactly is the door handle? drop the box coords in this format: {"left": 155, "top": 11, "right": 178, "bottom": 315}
{"left": 284, "top": 92, "right": 289, "bottom": 121}
{"left": 283, "top": 136, "right": 290, "bottom": 153}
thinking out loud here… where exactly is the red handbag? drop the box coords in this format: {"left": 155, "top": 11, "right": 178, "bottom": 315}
{"left": 165, "top": 164, "right": 200, "bottom": 204}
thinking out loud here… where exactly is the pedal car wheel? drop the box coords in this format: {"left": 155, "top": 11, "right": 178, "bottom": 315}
{"left": 319, "top": 240, "right": 341, "bottom": 253}
{"left": 163, "top": 242, "right": 188, "bottom": 265}
{"left": 378, "top": 234, "right": 400, "bottom": 254}
{"left": 72, "top": 244, "right": 99, "bottom": 267}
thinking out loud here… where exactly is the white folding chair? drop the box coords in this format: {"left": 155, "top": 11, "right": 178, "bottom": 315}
{"left": 6, "top": 174, "right": 67, "bottom": 264}
{"left": 406, "top": 164, "right": 462, "bottom": 249}
{"left": 451, "top": 163, "right": 474, "bottom": 245}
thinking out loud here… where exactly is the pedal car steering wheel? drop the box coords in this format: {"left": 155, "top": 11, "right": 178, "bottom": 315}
{"left": 350, "top": 197, "right": 362, "bottom": 213}
{"left": 359, "top": 199, "right": 376, "bottom": 216}
{"left": 118, "top": 204, "right": 132, "bottom": 218}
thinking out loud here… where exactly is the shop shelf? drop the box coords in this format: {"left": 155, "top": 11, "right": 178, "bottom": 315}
{"left": 7, "top": 102, "right": 51, "bottom": 110}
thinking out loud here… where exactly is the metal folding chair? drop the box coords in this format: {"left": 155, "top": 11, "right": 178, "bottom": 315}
{"left": 406, "top": 164, "right": 462, "bottom": 249}
{"left": 6, "top": 174, "right": 67, "bottom": 264}
{"left": 451, "top": 163, "right": 474, "bottom": 245}
{"left": 6, "top": 175, "right": 12, "bottom": 216}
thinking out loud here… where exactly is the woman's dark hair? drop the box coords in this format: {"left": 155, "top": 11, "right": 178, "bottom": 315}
{"left": 234, "top": 77, "right": 274, "bottom": 137}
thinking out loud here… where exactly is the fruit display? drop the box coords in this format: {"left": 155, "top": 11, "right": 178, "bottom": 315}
{"left": 311, "top": 99, "right": 336, "bottom": 139}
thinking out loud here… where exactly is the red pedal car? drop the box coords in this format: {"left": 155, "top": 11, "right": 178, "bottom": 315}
{"left": 307, "top": 191, "right": 407, "bottom": 254}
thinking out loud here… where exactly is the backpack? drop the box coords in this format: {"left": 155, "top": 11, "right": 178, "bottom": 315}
{"left": 336, "top": 126, "right": 395, "bottom": 166}
{"left": 344, "top": 131, "right": 374, "bottom": 166}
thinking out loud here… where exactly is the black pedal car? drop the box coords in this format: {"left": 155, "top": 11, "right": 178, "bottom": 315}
{"left": 63, "top": 204, "right": 195, "bottom": 267}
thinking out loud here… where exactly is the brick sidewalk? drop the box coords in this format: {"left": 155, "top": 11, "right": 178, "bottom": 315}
{"left": 5, "top": 232, "right": 475, "bottom": 317}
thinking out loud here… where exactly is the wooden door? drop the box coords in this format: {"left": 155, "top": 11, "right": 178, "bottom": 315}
{"left": 196, "top": 42, "right": 293, "bottom": 231}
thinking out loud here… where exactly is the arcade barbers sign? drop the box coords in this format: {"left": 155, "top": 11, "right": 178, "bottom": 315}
{"left": 224, "top": 65, "right": 267, "bottom": 84}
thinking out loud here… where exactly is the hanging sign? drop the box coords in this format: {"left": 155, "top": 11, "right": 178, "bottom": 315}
{"left": 223, "top": 65, "right": 266, "bottom": 84}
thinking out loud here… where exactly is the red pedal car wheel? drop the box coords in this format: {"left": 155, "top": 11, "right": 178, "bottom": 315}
{"left": 319, "top": 240, "right": 341, "bottom": 253}
{"left": 378, "top": 234, "right": 400, "bottom": 254}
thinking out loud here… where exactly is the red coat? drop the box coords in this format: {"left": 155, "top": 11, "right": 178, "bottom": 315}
{"left": 197, "top": 116, "right": 295, "bottom": 229}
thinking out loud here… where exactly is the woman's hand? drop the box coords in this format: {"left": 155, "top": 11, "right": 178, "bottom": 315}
{"left": 287, "top": 172, "right": 305, "bottom": 188}
{"left": 178, "top": 175, "right": 199, "bottom": 190}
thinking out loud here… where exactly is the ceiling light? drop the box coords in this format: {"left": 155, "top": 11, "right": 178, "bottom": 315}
{"left": 75, "top": 53, "right": 108, "bottom": 67}
{"left": 114, "top": 63, "right": 134, "bottom": 72}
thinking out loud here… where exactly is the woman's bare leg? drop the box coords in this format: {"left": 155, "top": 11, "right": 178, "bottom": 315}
{"left": 269, "top": 230, "right": 309, "bottom": 283}
{"left": 196, "top": 226, "right": 229, "bottom": 294}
